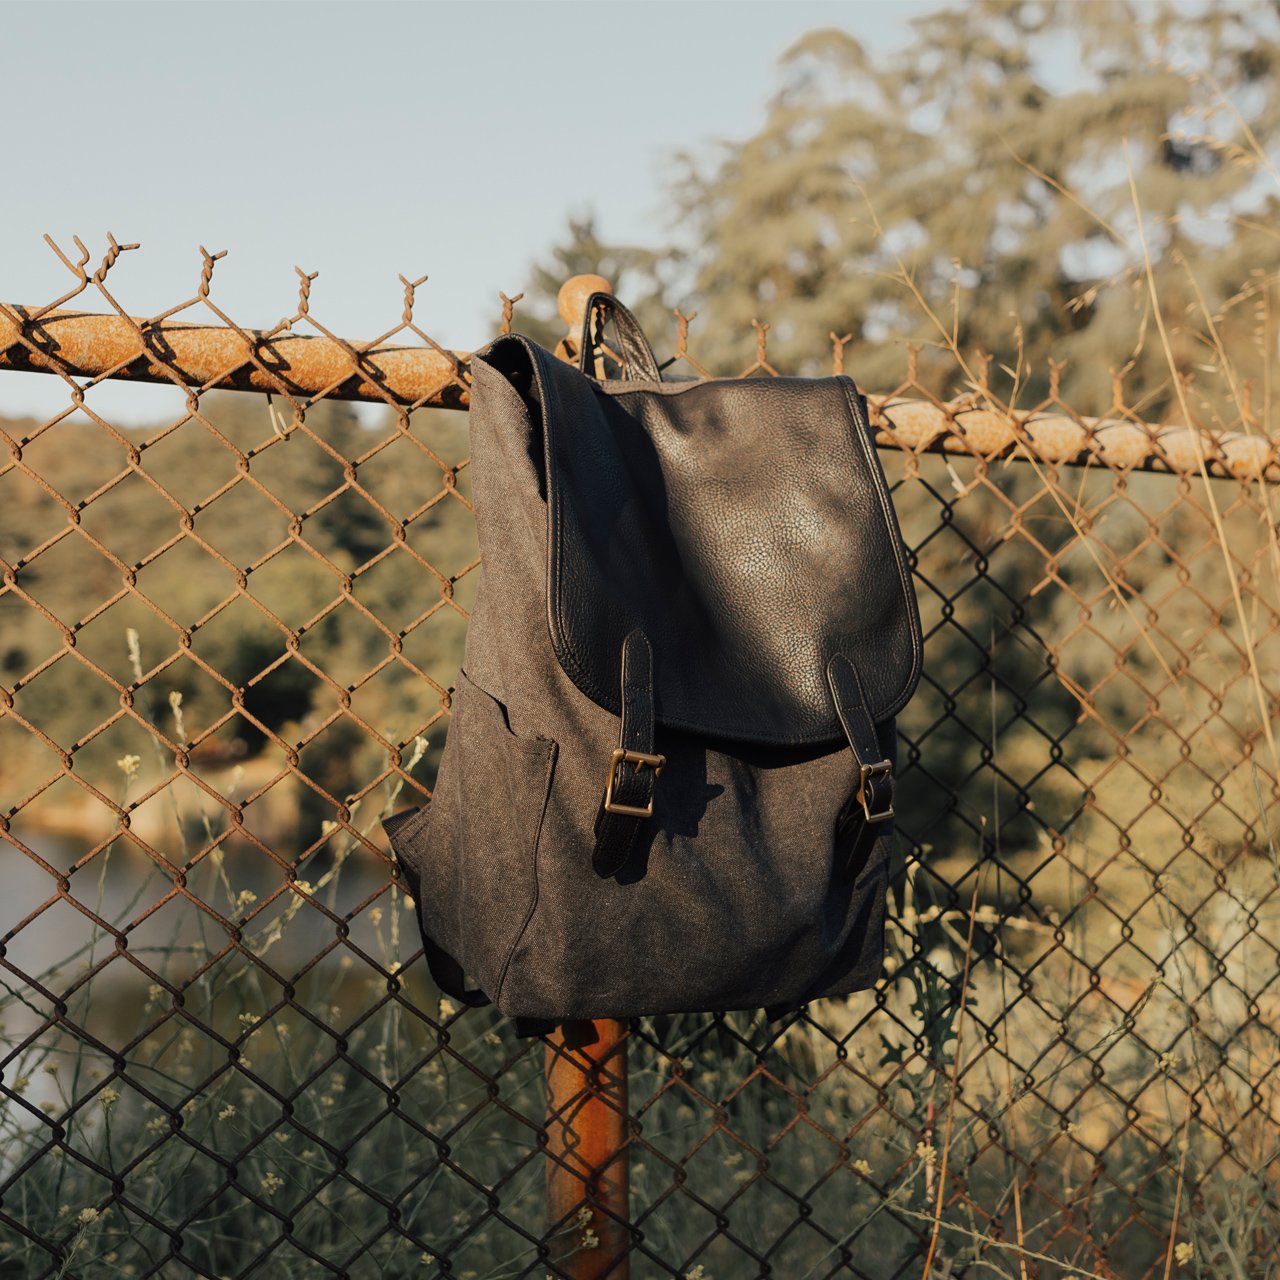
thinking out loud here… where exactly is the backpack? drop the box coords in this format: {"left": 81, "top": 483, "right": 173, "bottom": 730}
{"left": 381, "top": 294, "right": 923, "bottom": 1034}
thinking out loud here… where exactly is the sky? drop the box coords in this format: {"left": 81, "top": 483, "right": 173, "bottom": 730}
{"left": 0, "top": 0, "right": 942, "bottom": 423}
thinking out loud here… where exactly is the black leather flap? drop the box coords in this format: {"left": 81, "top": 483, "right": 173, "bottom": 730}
{"left": 485, "top": 336, "right": 922, "bottom": 746}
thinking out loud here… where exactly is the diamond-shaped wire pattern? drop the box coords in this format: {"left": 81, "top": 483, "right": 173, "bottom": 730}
{"left": 1, "top": 241, "right": 1277, "bottom": 1279}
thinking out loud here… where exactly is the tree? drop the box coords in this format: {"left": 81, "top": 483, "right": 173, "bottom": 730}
{"left": 510, "top": 0, "right": 1280, "bottom": 915}
{"left": 525, "top": 1, "right": 1280, "bottom": 418}
{"left": 513, "top": 215, "right": 685, "bottom": 362}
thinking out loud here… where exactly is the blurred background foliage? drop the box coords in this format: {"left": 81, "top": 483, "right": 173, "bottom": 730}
{"left": 525, "top": 0, "right": 1280, "bottom": 420}
{"left": 5, "top": 0, "right": 1274, "bottom": 870}
{"left": 3, "top": 2, "right": 1280, "bottom": 1275}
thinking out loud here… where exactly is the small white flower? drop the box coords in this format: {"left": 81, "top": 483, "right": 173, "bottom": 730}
{"left": 438, "top": 998, "right": 457, "bottom": 1020}
{"left": 915, "top": 1141, "right": 936, "bottom": 1165}
{"left": 684, "top": 1266, "right": 708, "bottom": 1280}
{"left": 238, "top": 1013, "right": 258, "bottom": 1027}
{"left": 218, "top": 1105, "right": 236, "bottom": 1121}
{"left": 77, "top": 1207, "right": 100, "bottom": 1225}
{"left": 261, "top": 1172, "right": 284, "bottom": 1196}
{"left": 146, "top": 1116, "right": 168, "bottom": 1133}
{"left": 99, "top": 1088, "right": 120, "bottom": 1110}
{"left": 580, "top": 1228, "right": 599, "bottom": 1250}
{"left": 851, "top": 1158, "right": 871, "bottom": 1177}
{"left": 117, "top": 754, "right": 142, "bottom": 780}
{"left": 1174, "top": 1242, "right": 1193, "bottom": 1265}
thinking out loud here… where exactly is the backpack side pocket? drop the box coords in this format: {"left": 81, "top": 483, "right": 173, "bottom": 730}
{"left": 387, "top": 668, "right": 558, "bottom": 1006}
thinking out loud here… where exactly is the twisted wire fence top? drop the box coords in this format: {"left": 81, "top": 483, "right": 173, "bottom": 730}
{"left": 0, "top": 239, "right": 1276, "bottom": 1279}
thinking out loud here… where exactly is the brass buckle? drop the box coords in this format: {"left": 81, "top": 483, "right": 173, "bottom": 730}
{"left": 603, "top": 747, "right": 666, "bottom": 818}
{"left": 857, "top": 760, "right": 894, "bottom": 823}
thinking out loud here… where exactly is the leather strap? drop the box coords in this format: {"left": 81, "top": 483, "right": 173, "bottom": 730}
{"left": 578, "top": 292, "right": 663, "bottom": 382}
{"left": 826, "top": 653, "right": 895, "bottom": 869}
{"left": 592, "top": 629, "right": 662, "bottom": 877}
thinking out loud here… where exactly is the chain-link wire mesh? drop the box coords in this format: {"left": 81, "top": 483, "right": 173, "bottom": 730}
{"left": 1, "top": 241, "right": 1277, "bottom": 1279}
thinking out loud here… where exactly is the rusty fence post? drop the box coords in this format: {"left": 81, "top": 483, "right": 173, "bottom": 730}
{"left": 542, "top": 275, "right": 632, "bottom": 1280}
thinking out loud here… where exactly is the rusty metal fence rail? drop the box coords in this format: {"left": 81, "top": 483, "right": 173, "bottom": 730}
{"left": 0, "top": 240, "right": 1277, "bottom": 1280}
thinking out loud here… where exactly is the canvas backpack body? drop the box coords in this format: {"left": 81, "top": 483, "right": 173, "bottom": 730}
{"left": 382, "top": 295, "right": 923, "bottom": 1031}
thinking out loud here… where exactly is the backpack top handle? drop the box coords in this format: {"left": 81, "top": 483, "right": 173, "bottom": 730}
{"left": 578, "top": 291, "right": 663, "bottom": 383}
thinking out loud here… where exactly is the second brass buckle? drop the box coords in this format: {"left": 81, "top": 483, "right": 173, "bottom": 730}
{"left": 603, "top": 747, "right": 666, "bottom": 818}
{"left": 857, "top": 760, "right": 894, "bottom": 823}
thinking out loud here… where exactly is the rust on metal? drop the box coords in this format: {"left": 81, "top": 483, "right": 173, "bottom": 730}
{"left": 541, "top": 274, "right": 632, "bottom": 1280}
{"left": 0, "top": 305, "right": 471, "bottom": 408}
{"left": 544, "top": 1023, "right": 632, "bottom": 1278}
{"left": 869, "top": 395, "right": 1279, "bottom": 483}
{"left": 553, "top": 272, "right": 612, "bottom": 370}
{"left": 3, "top": 299, "right": 1274, "bottom": 481}
{"left": 1, "top": 242, "right": 1278, "bottom": 1277}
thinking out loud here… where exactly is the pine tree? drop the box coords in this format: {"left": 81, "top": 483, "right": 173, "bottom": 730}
{"left": 515, "top": 215, "right": 685, "bottom": 362}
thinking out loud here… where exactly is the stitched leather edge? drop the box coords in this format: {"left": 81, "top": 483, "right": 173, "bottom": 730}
{"left": 838, "top": 377, "right": 925, "bottom": 719}
{"left": 527, "top": 336, "right": 922, "bottom": 744}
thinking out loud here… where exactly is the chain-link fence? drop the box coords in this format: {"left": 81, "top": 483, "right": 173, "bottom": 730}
{"left": 1, "top": 240, "right": 1277, "bottom": 1280}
